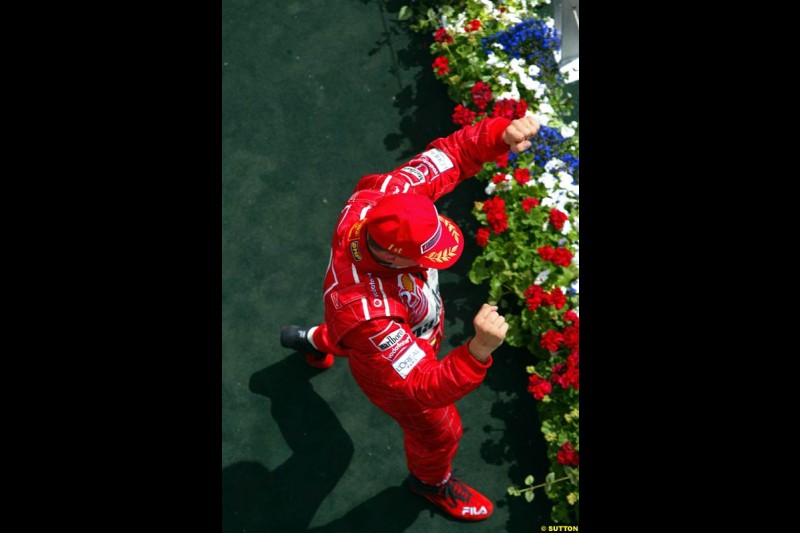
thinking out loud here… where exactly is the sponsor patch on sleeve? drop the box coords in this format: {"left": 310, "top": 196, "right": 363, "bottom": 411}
{"left": 391, "top": 343, "right": 425, "bottom": 379}
{"left": 421, "top": 148, "right": 454, "bottom": 173}
{"left": 369, "top": 323, "right": 408, "bottom": 352}
{"left": 399, "top": 166, "right": 426, "bottom": 185}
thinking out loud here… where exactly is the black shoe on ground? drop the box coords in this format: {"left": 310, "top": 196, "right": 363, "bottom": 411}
{"left": 280, "top": 325, "right": 334, "bottom": 369}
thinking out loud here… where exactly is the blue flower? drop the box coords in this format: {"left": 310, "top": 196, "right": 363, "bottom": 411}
{"left": 526, "top": 126, "right": 578, "bottom": 180}
{"left": 507, "top": 151, "right": 519, "bottom": 167}
{"left": 481, "top": 18, "right": 562, "bottom": 82}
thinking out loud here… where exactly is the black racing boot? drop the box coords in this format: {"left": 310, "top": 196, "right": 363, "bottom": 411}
{"left": 280, "top": 325, "right": 334, "bottom": 369}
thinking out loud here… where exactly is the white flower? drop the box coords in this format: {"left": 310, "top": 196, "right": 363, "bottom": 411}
{"left": 496, "top": 74, "right": 512, "bottom": 86}
{"left": 534, "top": 269, "right": 551, "bottom": 285}
{"left": 555, "top": 192, "right": 570, "bottom": 211}
{"left": 539, "top": 172, "right": 557, "bottom": 190}
{"left": 561, "top": 125, "right": 576, "bottom": 138}
{"left": 539, "top": 102, "right": 555, "bottom": 115}
{"left": 528, "top": 64, "right": 541, "bottom": 77}
{"left": 573, "top": 216, "right": 579, "bottom": 232}
{"left": 543, "top": 190, "right": 569, "bottom": 211}
{"left": 497, "top": 82, "right": 520, "bottom": 100}
{"left": 570, "top": 279, "right": 579, "bottom": 295}
{"left": 518, "top": 73, "right": 541, "bottom": 92}
{"left": 479, "top": 0, "right": 495, "bottom": 10}
{"left": 573, "top": 251, "right": 579, "bottom": 268}
{"left": 545, "top": 17, "right": 555, "bottom": 28}
{"left": 500, "top": 11, "right": 523, "bottom": 24}
{"left": 561, "top": 219, "right": 572, "bottom": 235}
{"left": 544, "top": 158, "right": 565, "bottom": 172}
{"left": 484, "top": 182, "right": 496, "bottom": 196}
{"left": 485, "top": 53, "right": 507, "bottom": 68}
{"left": 454, "top": 12, "right": 468, "bottom": 30}
{"left": 558, "top": 171, "right": 574, "bottom": 187}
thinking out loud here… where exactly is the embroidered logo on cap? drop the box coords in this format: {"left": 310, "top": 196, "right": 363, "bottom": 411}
{"left": 419, "top": 219, "right": 442, "bottom": 255}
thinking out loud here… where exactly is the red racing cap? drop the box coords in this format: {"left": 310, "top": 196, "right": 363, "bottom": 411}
{"left": 366, "top": 193, "right": 464, "bottom": 269}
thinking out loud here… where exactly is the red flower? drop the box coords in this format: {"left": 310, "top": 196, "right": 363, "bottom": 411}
{"left": 549, "top": 208, "right": 568, "bottom": 231}
{"left": 434, "top": 28, "right": 454, "bottom": 44}
{"left": 523, "top": 285, "right": 545, "bottom": 312}
{"left": 552, "top": 349, "right": 579, "bottom": 390}
{"left": 563, "top": 310, "right": 579, "bottom": 324}
{"left": 557, "top": 442, "right": 579, "bottom": 466}
{"left": 567, "top": 349, "right": 579, "bottom": 368}
{"left": 432, "top": 56, "right": 449, "bottom": 75}
{"left": 552, "top": 247, "right": 574, "bottom": 267}
{"left": 513, "top": 168, "right": 531, "bottom": 185}
{"left": 521, "top": 197, "right": 539, "bottom": 213}
{"left": 540, "top": 329, "right": 563, "bottom": 351}
{"left": 491, "top": 98, "right": 528, "bottom": 120}
{"left": 492, "top": 173, "right": 506, "bottom": 184}
{"left": 464, "top": 19, "right": 482, "bottom": 32}
{"left": 482, "top": 197, "right": 508, "bottom": 234}
{"left": 471, "top": 81, "right": 493, "bottom": 111}
{"left": 475, "top": 227, "right": 490, "bottom": 247}
{"left": 562, "top": 324, "right": 579, "bottom": 350}
{"left": 490, "top": 99, "right": 515, "bottom": 120}
{"left": 537, "top": 245, "right": 555, "bottom": 262}
{"left": 515, "top": 98, "right": 528, "bottom": 118}
{"left": 452, "top": 104, "right": 476, "bottom": 126}
{"left": 527, "top": 374, "right": 552, "bottom": 400}
{"left": 545, "top": 287, "right": 566, "bottom": 310}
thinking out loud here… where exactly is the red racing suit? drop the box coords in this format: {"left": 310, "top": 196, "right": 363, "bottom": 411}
{"left": 310, "top": 117, "right": 512, "bottom": 485}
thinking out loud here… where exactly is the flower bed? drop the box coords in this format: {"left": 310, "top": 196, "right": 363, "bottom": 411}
{"left": 400, "top": 0, "right": 579, "bottom": 523}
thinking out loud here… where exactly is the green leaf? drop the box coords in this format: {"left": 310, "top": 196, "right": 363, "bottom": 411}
{"left": 524, "top": 475, "right": 534, "bottom": 485}
{"left": 456, "top": 45, "right": 471, "bottom": 58}
{"left": 397, "top": 5, "right": 412, "bottom": 21}
{"left": 566, "top": 466, "right": 579, "bottom": 484}
{"left": 524, "top": 491, "right": 535, "bottom": 502}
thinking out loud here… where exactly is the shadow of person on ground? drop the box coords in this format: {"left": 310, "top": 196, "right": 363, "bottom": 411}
{"left": 308, "top": 484, "right": 424, "bottom": 533}
{"left": 222, "top": 354, "right": 355, "bottom": 532}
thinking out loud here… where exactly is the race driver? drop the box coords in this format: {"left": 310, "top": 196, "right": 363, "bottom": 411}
{"left": 280, "top": 114, "right": 540, "bottom": 521}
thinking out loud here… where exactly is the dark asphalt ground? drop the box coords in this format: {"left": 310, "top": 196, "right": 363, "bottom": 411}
{"left": 222, "top": 1, "right": 565, "bottom": 530}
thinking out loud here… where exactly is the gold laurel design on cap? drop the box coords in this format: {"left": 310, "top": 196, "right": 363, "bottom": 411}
{"left": 424, "top": 245, "right": 459, "bottom": 263}
{"left": 440, "top": 216, "right": 460, "bottom": 243}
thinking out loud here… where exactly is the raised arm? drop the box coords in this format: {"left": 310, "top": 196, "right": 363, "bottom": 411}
{"left": 342, "top": 303, "right": 508, "bottom": 409}
{"left": 355, "top": 116, "right": 540, "bottom": 203}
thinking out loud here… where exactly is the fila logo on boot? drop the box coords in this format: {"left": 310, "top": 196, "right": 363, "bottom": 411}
{"left": 461, "top": 506, "right": 488, "bottom": 516}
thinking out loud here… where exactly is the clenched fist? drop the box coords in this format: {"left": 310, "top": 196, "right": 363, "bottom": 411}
{"left": 502, "top": 115, "right": 540, "bottom": 154}
{"left": 468, "top": 303, "right": 508, "bottom": 362}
